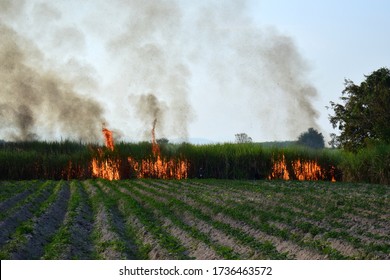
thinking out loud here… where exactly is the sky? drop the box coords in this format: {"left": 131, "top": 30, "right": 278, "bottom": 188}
{"left": 248, "top": 0, "right": 390, "bottom": 143}
{"left": 1, "top": 0, "right": 389, "bottom": 144}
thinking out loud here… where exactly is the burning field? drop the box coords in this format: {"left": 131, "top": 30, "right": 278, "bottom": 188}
{"left": 91, "top": 121, "right": 189, "bottom": 181}
{"left": 0, "top": 179, "right": 389, "bottom": 260}
{"left": 0, "top": 120, "right": 340, "bottom": 182}
{"left": 1, "top": 121, "right": 388, "bottom": 261}
{"left": 1, "top": 0, "right": 389, "bottom": 262}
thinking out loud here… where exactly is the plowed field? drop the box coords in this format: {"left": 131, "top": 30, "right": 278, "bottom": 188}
{"left": 0, "top": 180, "right": 389, "bottom": 260}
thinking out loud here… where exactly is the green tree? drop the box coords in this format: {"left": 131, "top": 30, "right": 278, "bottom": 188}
{"left": 235, "top": 133, "right": 252, "bottom": 143}
{"left": 157, "top": 138, "right": 169, "bottom": 145}
{"left": 297, "top": 128, "right": 325, "bottom": 149}
{"left": 329, "top": 67, "right": 390, "bottom": 151}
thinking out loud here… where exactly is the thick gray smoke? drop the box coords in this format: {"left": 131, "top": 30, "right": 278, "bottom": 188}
{"left": 190, "top": 2, "right": 320, "bottom": 139}
{"left": 131, "top": 93, "right": 167, "bottom": 140}
{"left": 108, "top": 0, "right": 319, "bottom": 140}
{"left": 0, "top": 2, "right": 104, "bottom": 142}
{"left": 106, "top": 0, "right": 193, "bottom": 140}
{"left": 0, "top": 0, "right": 320, "bottom": 142}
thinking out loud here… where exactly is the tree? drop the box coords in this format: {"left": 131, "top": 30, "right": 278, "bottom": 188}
{"left": 235, "top": 133, "right": 252, "bottom": 143}
{"left": 297, "top": 128, "right": 325, "bottom": 149}
{"left": 329, "top": 67, "right": 390, "bottom": 151}
{"left": 157, "top": 138, "right": 169, "bottom": 145}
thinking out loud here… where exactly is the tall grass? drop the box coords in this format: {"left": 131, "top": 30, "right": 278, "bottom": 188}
{"left": 177, "top": 143, "right": 341, "bottom": 180}
{"left": 1, "top": 140, "right": 388, "bottom": 183}
{"left": 340, "top": 143, "right": 390, "bottom": 184}
{"left": 0, "top": 141, "right": 92, "bottom": 180}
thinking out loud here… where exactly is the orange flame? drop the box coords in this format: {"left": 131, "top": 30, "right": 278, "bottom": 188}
{"left": 269, "top": 154, "right": 290, "bottom": 180}
{"left": 269, "top": 154, "right": 336, "bottom": 182}
{"left": 151, "top": 118, "right": 160, "bottom": 156}
{"left": 92, "top": 154, "right": 120, "bottom": 180}
{"left": 91, "top": 125, "right": 120, "bottom": 180}
{"left": 91, "top": 121, "right": 189, "bottom": 180}
{"left": 128, "top": 156, "right": 189, "bottom": 179}
{"left": 102, "top": 124, "right": 114, "bottom": 151}
{"left": 292, "top": 159, "right": 323, "bottom": 181}
{"left": 127, "top": 118, "right": 189, "bottom": 179}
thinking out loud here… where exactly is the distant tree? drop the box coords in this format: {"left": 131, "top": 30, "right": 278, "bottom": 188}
{"left": 157, "top": 138, "right": 169, "bottom": 145}
{"left": 297, "top": 128, "right": 325, "bottom": 149}
{"left": 328, "top": 133, "right": 341, "bottom": 149}
{"left": 329, "top": 67, "right": 390, "bottom": 151}
{"left": 235, "top": 133, "right": 252, "bottom": 143}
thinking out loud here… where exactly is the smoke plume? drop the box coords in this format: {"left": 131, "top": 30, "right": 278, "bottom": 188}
{"left": 0, "top": 2, "right": 104, "bottom": 142}
{"left": 0, "top": 0, "right": 321, "bottom": 143}
{"left": 105, "top": 0, "right": 193, "bottom": 140}
{"left": 131, "top": 93, "right": 167, "bottom": 140}
{"left": 189, "top": 2, "right": 320, "bottom": 139}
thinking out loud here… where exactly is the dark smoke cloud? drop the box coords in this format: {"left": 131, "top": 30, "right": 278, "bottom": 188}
{"left": 0, "top": 22, "right": 104, "bottom": 142}
{"left": 106, "top": 0, "right": 194, "bottom": 140}
{"left": 0, "top": 0, "right": 321, "bottom": 142}
{"left": 131, "top": 93, "right": 167, "bottom": 139}
{"left": 106, "top": 0, "right": 320, "bottom": 140}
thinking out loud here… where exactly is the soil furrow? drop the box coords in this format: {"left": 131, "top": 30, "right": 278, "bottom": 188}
{"left": 51, "top": 182, "right": 96, "bottom": 260}
{"left": 138, "top": 181, "right": 349, "bottom": 259}
{"left": 127, "top": 182, "right": 273, "bottom": 259}
{"left": 65, "top": 182, "right": 96, "bottom": 259}
{"left": 178, "top": 210, "right": 259, "bottom": 259}
{"left": 99, "top": 181, "right": 171, "bottom": 260}
{"left": 160, "top": 216, "right": 220, "bottom": 260}
{"left": 86, "top": 181, "right": 138, "bottom": 259}
{"left": 121, "top": 182, "right": 223, "bottom": 259}
{"left": 167, "top": 184, "right": 327, "bottom": 259}
{"left": 0, "top": 188, "right": 35, "bottom": 214}
{"left": 114, "top": 182, "right": 191, "bottom": 259}
{"left": 0, "top": 182, "right": 54, "bottom": 247}
{"left": 174, "top": 183, "right": 369, "bottom": 255}
{"left": 0, "top": 182, "right": 27, "bottom": 202}
{"left": 0, "top": 179, "right": 388, "bottom": 260}
{"left": 12, "top": 182, "right": 70, "bottom": 259}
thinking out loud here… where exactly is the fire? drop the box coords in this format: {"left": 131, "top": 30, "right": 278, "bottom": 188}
{"left": 128, "top": 156, "right": 188, "bottom": 179}
{"left": 91, "top": 124, "right": 120, "bottom": 180}
{"left": 151, "top": 118, "right": 160, "bottom": 156}
{"left": 91, "top": 148, "right": 121, "bottom": 181}
{"left": 90, "top": 122, "right": 335, "bottom": 182}
{"left": 269, "top": 154, "right": 290, "bottom": 180}
{"left": 292, "top": 159, "right": 323, "bottom": 181}
{"left": 91, "top": 120, "right": 189, "bottom": 180}
{"left": 269, "top": 154, "right": 336, "bottom": 181}
{"left": 128, "top": 118, "right": 189, "bottom": 179}
{"left": 102, "top": 124, "right": 114, "bottom": 151}
{"left": 92, "top": 157, "right": 121, "bottom": 181}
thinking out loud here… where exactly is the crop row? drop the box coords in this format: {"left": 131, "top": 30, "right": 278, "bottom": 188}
{"left": 0, "top": 180, "right": 388, "bottom": 260}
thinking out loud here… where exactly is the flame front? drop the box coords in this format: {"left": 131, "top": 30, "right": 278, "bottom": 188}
{"left": 92, "top": 156, "right": 121, "bottom": 180}
{"left": 92, "top": 121, "right": 189, "bottom": 180}
{"left": 128, "top": 119, "right": 189, "bottom": 179}
{"left": 91, "top": 124, "right": 120, "bottom": 180}
{"left": 269, "top": 154, "right": 290, "bottom": 180}
{"left": 102, "top": 125, "right": 114, "bottom": 151}
{"left": 128, "top": 156, "right": 188, "bottom": 179}
{"left": 91, "top": 124, "right": 334, "bottom": 182}
{"left": 269, "top": 154, "right": 336, "bottom": 181}
{"left": 151, "top": 118, "right": 160, "bottom": 156}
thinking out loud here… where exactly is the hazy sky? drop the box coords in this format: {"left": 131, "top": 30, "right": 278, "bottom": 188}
{"left": 1, "top": 0, "right": 389, "bottom": 144}
{"left": 249, "top": 0, "right": 390, "bottom": 143}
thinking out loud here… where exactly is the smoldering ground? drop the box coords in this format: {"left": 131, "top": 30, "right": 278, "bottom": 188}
{"left": 0, "top": 0, "right": 320, "bottom": 143}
